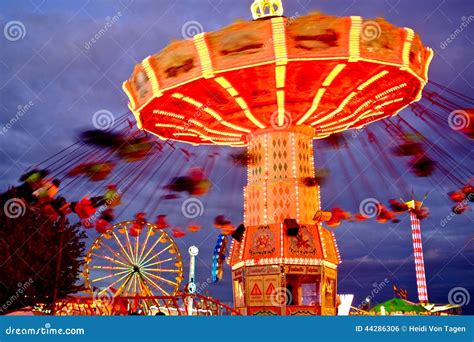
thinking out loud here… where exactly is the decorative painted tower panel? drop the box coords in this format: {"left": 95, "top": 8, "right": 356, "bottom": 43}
{"left": 233, "top": 126, "right": 341, "bottom": 315}
{"left": 245, "top": 126, "right": 320, "bottom": 226}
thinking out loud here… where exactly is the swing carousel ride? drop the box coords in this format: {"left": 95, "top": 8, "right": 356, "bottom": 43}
{"left": 122, "top": 0, "right": 438, "bottom": 316}
{"left": 3, "top": 0, "right": 473, "bottom": 316}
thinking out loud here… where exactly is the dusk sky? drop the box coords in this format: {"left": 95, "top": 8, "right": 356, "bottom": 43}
{"left": 0, "top": 0, "right": 473, "bottom": 314}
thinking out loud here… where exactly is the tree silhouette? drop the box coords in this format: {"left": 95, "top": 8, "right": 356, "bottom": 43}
{"left": 0, "top": 201, "right": 86, "bottom": 314}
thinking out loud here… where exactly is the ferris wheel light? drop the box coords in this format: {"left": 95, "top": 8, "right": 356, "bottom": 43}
{"left": 84, "top": 221, "right": 184, "bottom": 311}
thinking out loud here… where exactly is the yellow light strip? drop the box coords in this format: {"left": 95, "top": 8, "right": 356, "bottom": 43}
{"left": 314, "top": 133, "right": 331, "bottom": 139}
{"left": 153, "top": 110, "right": 185, "bottom": 120}
{"left": 122, "top": 81, "right": 137, "bottom": 110}
{"left": 402, "top": 28, "right": 415, "bottom": 68}
{"left": 423, "top": 48, "right": 434, "bottom": 81}
{"left": 357, "top": 70, "right": 389, "bottom": 91}
{"left": 320, "top": 96, "right": 380, "bottom": 130}
{"left": 275, "top": 65, "right": 286, "bottom": 88}
{"left": 235, "top": 97, "right": 248, "bottom": 110}
{"left": 320, "top": 119, "right": 347, "bottom": 130}
{"left": 349, "top": 16, "right": 362, "bottom": 61}
{"left": 275, "top": 65, "right": 286, "bottom": 126}
{"left": 190, "top": 127, "right": 241, "bottom": 142}
{"left": 319, "top": 126, "right": 350, "bottom": 134}
{"left": 193, "top": 33, "right": 214, "bottom": 79}
{"left": 155, "top": 109, "right": 242, "bottom": 137}
{"left": 414, "top": 82, "right": 425, "bottom": 102}
{"left": 177, "top": 94, "right": 202, "bottom": 107}
{"left": 263, "top": 134, "right": 269, "bottom": 224}
{"left": 215, "top": 77, "right": 232, "bottom": 89}
{"left": 321, "top": 109, "right": 372, "bottom": 132}
{"left": 189, "top": 119, "right": 242, "bottom": 137}
{"left": 290, "top": 133, "right": 300, "bottom": 221}
{"left": 188, "top": 118, "right": 204, "bottom": 128}
{"left": 216, "top": 79, "right": 238, "bottom": 96}
{"left": 340, "top": 91, "right": 357, "bottom": 109}
{"left": 358, "top": 110, "right": 384, "bottom": 121}
{"left": 156, "top": 123, "right": 242, "bottom": 143}
{"left": 145, "top": 129, "right": 199, "bottom": 147}
{"left": 155, "top": 123, "right": 185, "bottom": 129}
{"left": 316, "top": 92, "right": 362, "bottom": 128}
{"left": 323, "top": 64, "right": 346, "bottom": 87}
{"left": 201, "top": 107, "right": 222, "bottom": 121}
{"left": 355, "top": 98, "right": 374, "bottom": 112}
{"left": 271, "top": 17, "right": 288, "bottom": 65}
{"left": 374, "top": 97, "right": 404, "bottom": 110}
{"left": 237, "top": 97, "right": 266, "bottom": 129}
{"left": 173, "top": 132, "right": 198, "bottom": 137}
{"left": 311, "top": 109, "right": 339, "bottom": 127}
{"left": 142, "top": 57, "right": 162, "bottom": 97}
{"left": 204, "top": 141, "right": 247, "bottom": 146}
{"left": 214, "top": 77, "right": 265, "bottom": 129}
{"left": 227, "top": 86, "right": 238, "bottom": 97}
{"left": 172, "top": 92, "right": 250, "bottom": 133}
{"left": 203, "top": 107, "right": 250, "bottom": 133}
{"left": 277, "top": 90, "right": 285, "bottom": 126}
{"left": 352, "top": 109, "right": 394, "bottom": 129}
{"left": 375, "top": 83, "right": 407, "bottom": 99}
{"left": 334, "top": 96, "right": 397, "bottom": 131}
{"left": 130, "top": 109, "right": 143, "bottom": 130}
{"left": 272, "top": 17, "right": 287, "bottom": 128}
{"left": 297, "top": 88, "right": 326, "bottom": 125}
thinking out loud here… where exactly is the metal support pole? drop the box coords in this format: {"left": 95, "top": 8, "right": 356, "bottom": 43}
{"left": 187, "top": 246, "right": 199, "bottom": 315}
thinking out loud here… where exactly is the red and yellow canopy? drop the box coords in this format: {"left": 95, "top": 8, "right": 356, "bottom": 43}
{"left": 124, "top": 12, "right": 432, "bottom": 146}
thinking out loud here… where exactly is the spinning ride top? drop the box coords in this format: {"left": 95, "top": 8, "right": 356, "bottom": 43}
{"left": 123, "top": 0, "right": 432, "bottom": 315}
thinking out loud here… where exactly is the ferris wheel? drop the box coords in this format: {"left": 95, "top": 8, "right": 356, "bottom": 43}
{"left": 83, "top": 221, "right": 184, "bottom": 308}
